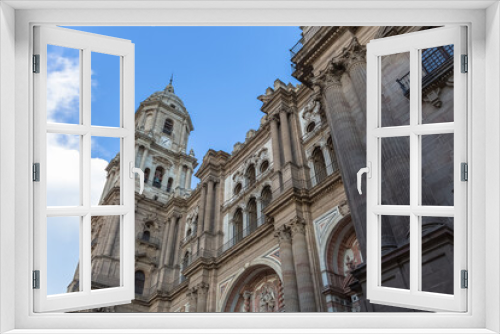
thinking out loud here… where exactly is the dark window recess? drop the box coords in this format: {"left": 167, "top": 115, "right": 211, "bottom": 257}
{"left": 135, "top": 271, "right": 145, "bottom": 295}
{"left": 163, "top": 118, "right": 173, "bottom": 135}
{"left": 307, "top": 121, "right": 316, "bottom": 133}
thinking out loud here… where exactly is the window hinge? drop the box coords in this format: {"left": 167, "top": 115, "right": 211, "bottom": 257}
{"left": 461, "top": 54, "right": 468, "bottom": 73}
{"left": 33, "top": 54, "right": 40, "bottom": 73}
{"left": 461, "top": 270, "right": 468, "bottom": 289}
{"left": 33, "top": 270, "right": 40, "bottom": 289}
{"left": 461, "top": 162, "right": 468, "bottom": 181}
{"left": 33, "top": 163, "right": 40, "bottom": 182}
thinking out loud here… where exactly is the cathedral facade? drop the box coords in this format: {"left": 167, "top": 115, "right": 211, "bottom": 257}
{"left": 69, "top": 25, "right": 455, "bottom": 312}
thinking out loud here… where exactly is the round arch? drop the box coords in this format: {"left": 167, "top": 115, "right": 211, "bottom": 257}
{"left": 219, "top": 258, "right": 282, "bottom": 312}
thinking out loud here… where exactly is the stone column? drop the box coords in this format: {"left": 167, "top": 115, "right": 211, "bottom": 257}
{"left": 213, "top": 181, "right": 222, "bottom": 246}
{"left": 164, "top": 217, "right": 176, "bottom": 266}
{"left": 312, "top": 59, "right": 395, "bottom": 256}
{"left": 256, "top": 198, "right": 263, "bottom": 226}
{"left": 197, "top": 183, "right": 206, "bottom": 238}
{"left": 345, "top": 38, "right": 367, "bottom": 138}
{"left": 187, "top": 287, "right": 198, "bottom": 312}
{"left": 270, "top": 117, "right": 282, "bottom": 171}
{"left": 274, "top": 226, "right": 299, "bottom": 312}
{"left": 171, "top": 216, "right": 182, "bottom": 267}
{"left": 185, "top": 167, "right": 193, "bottom": 190}
{"left": 279, "top": 109, "right": 293, "bottom": 165}
{"left": 204, "top": 179, "right": 215, "bottom": 233}
{"left": 289, "top": 110, "right": 304, "bottom": 167}
{"left": 242, "top": 208, "right": 249, "bottom": 237}
{"left": 290, "top": 218, "right": 316, "bottom": 312}
{"left": 307, "top": 159, "right": 316, "bottom": 187}
{"left": 196, "top": 283, "right": 209, "bottom": 312}
{"left": 139, "top": 148, "right": 149, "bottom": 170}
{"left": 321, "top": 144, "right": 334, "bottom": 175}
{"left": 104, "top": 216, "right": 120, "bottom": 256}
{"left": 173, "top": 163, "right": 183, "bottom": 191}
{"left": 159, "top": 219, "right": 171, "bottom": 266}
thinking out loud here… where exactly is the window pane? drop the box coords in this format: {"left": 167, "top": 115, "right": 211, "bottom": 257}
{"left": 381, "top": 136, "right": 410, "bottom": 205}
{"left": 46, "top": 133, "right": 80, "bottom": 206}
{"left": 47, "top": 216, "right": 80, "bottom": 295}
{"left": 421, "top": 216, "right": 454, "bottom": 295}
{"left": 381, "top": 216, "right": 410, "bottom": 290}
{"left": 421, "top": 45, "right": 454, "bottom": 124}
{"left": 91, "top": 136, "right": 121, "bottom": 206}
{"left": 421, "top": 133, "right": 454, "bottom": 206}
{"left": 91, "top": 52, "right": 121, "bottom": 127}
{"left": 91, "top": 216, "right": 121, "bottom": 290}
{"left": 380, "top": 52, "right": 410, "bottom": 127}
{"left": 47, "top": 45, "right": 80, "bottom": 124}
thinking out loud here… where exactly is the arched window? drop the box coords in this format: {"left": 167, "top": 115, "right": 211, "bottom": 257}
{"left": 135, "top": 271, "right": 145, "bottom": 295}
{"left": 260, "top": 160, "right": 269, "bottom": 174}
{"left": 142, "top": 230, "right": 150, "bottom": 242}
{"left": 144, "top": 168, "right": 151, "bottom": 183}
{"left": 153, "top": 167, "right": 164, "bottom": 188}
{"left": 246, "top": 164, "right": 256, "bottom": 186}
{"left": 327, "top": 137, "right": 338, "bottom": 172}
{"left": 312, "top": 146, "right": 327, "bottom": 184}
{"left": 306, "top": 121, "right": 316, "bottom": 133}
{"left": 166, "top": 177, "right": 173, "bottom": 192}
{"left": 163, "top": 118, "right": 174, "bottom": 135}
{"left": 261, "top": 186, "right": 272, "bottom": 221}
{"left": 261, "top": 186, "right": 272, "bottom": 210}
{"left": 234, "top": 182, "right": 242, "bottom": 196}
{"left": 233, "top": 209, "right": 243, "bottom": 244}
{"left": 248, "top": 198, "right": 258, "bottom": 231}
{"left": 186, "top": 228, "right": 192, "bottom": 237}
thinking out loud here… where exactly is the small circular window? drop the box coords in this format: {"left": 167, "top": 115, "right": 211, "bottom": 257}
{"left": 306, "top": 121, "right": 316, "bottom": 133}
{"left": 234, "top": 183, "right": 242, "bottom": 195}
{"left": 260, "top": 160, "right": 269, "bottom": 173}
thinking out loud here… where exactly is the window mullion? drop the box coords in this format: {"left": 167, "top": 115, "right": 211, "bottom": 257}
{"left": 409, "top": 47, "right": 420, "bottom": 295}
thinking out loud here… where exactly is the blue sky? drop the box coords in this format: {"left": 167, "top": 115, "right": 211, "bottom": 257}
{"left": 72, "top": 26, "right": 301, "bottom": 186}
{"left": 47, "top": 26, "right": 301, "bottom": 295}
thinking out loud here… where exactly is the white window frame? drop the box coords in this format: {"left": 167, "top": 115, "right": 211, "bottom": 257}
{"left": 33, "top": 26, "right": 136, "bottom": 313}
{"left": 365, "top": 26, "right": 467, "bottom": 312}
{"left": 0, "top": 1, "right": 498, "bottom": 334}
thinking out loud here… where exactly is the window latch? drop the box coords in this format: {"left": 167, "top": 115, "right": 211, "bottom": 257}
{"left": 357, "top": 162, "right": 372, "bottom": 195}
{"left": 130, "top": 162, "right": 144, "bottom": 195}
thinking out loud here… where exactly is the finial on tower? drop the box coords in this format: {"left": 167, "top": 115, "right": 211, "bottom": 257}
{"left": 165, "top": 73, "right": 175, "bottom": 93}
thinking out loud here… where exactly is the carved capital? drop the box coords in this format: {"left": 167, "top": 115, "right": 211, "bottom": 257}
{"left": 312, "top": 60, "right": 347, "bottom": 91}
{"left": 187, "top": 287, "right": 198, "bottom": 301}
{"left": 342, "top": 37, "right": 367, "bottom": 72}
{"left": 274, "top": 225, "right": 292, "bottom": 243}
{"left": 289, "top": 217, "right": 307, "bottom": 236}
{"left": 196, "top": 282, "right": 209, "bottom": 295}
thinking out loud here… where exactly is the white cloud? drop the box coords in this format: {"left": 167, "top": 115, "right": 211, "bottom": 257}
{"left": 45, "top": 53, "right": 110, "bottom": 208}
{"left": 47, "top": 52, "right": 80, "bottom": 123}
{"left": 46, "top": 134, "right": 109, "bottom": 207}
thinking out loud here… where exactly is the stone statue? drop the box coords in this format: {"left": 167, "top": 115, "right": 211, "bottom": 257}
{"left": 259, "top": 286, "right": 276, "bottom": 312}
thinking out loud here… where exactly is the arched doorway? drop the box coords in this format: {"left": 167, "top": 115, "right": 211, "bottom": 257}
{"left": 323, "top": 216, "right": 363, "bottom": 312}
{"left": 222, "top": 264, "right": 283, "bottom": 312}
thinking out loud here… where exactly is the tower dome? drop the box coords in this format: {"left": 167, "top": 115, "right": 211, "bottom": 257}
{"left": 144, "top": 76, "right": 187, "bottom": 113}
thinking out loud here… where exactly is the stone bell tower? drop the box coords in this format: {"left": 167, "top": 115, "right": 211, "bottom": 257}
{"left": 67, "top": 80, "right": 198, "bottom": 310}
{"left": 133, "top": 78, "right": 197, "bottom": 202}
